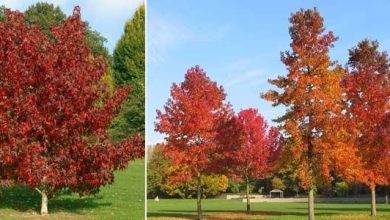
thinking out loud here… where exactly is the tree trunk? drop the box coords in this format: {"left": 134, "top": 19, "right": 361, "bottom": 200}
{"left": 41, "top": 190, "right": 48, "bottom": 215}
{"left": 385, "top": 195, "right": 388, "bottom": 205}
{"left": 371, "top": 187, "right": 376, "bottom": 216}
{"left": 308, "top": 187, "right": 315, "bottom": 220}
{"left": 246, "top": 179, "right": 250, "bottom": 213}
{"left": 196, "top": 175, "right": 202, "bottom": 220}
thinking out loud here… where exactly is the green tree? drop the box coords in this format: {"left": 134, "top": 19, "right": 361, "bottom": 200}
{"left": 24, "top": 2, "right": 65, "bottom": 37}
{"left": 24, "top": 2, "right": 108, "bottom": 58}
{"left": 166, "top": 175, "right": 228, "bottom": 199}
{"left": 0, "top": 5, "right": 6, "bottom": 20}
{"left": 147, "top": 144, "right": 171, "bottom": 198}
{"left": 112, "top": 5, "right": 145, "bottom": 85}
{"left": 147, "top": 144, "right": 228, "bottom": 199}
{"left": 110, "top": 5, "right": 145, "bottom": 141}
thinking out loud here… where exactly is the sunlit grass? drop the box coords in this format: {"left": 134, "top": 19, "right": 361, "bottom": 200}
{"left": 148, "top": 198, "right": 390, "bottom": 220}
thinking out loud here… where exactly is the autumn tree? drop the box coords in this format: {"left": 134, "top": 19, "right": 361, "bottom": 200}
{"left": 155, "top": 66, "right": 233, "bottom": 220}
{"left": 343, "top": 39, "right": 390, "bottom": 216}
{"left": 262, "top": 8, "right": 361, "bottom": 220}
{"left": 229, "top": 108, "right": 282, "bottom": 213}
{"left": 271, "top": 177, "right": 286, "bottom": 191}
{"left": 110, "top": 5, "right": 145, "bottom": 141}
{"left": 0, "top": 8, "right": 144, "bottom": 215}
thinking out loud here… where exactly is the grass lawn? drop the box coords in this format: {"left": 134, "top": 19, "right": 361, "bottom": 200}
{"left": 147, "top": 198, "right": 390, "bottom": 220}
{"left": 0, "top": 159, "right": 145, "bottom": 220}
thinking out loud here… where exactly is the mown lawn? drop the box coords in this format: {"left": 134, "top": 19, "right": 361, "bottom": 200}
{"left": 0, "top": 159, "right": 145, "bottom": 220}
{"left": 147, "top": 198, "right": 390, "bottom": 220}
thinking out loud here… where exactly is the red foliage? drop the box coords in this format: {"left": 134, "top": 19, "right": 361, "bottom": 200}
{"left": 155, "top": 66, "right": 233, "bottom": 183}
{"left": 0, "top": 8, "right": 143, "bottom": 196}
{"left": 343, "top": 40, "right": 390, "bottom": 189}
{"left": 230, "top": 109, "right": 282, "bottom": 182}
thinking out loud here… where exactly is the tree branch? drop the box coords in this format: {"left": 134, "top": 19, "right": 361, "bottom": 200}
{"left": 35, "top": 187, "right": 42, "bottom": 195}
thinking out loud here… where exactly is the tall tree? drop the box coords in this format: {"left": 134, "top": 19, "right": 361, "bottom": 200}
{"left": 0, "top": 8, "right": 143, "bottom": 215}
{"left": 262, "top": 8, "right": 361, "bottom": 220}
{"left": 24, "top": 2, "right": 109, "bottom": 58}
{"left": 231, "top": 108, "right": 282, "bottom": 213}
{"left": 155, "top": 66, "right": 233, "bottom": 220}
{"left": 343, "top": 39, "right": 390, "bottom": 216}
{"left": 110, "top": 5, "right": 145, "bottom": 141}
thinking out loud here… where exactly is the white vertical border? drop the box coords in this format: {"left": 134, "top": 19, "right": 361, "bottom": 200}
{"left": 144, "top": 0, "right": 148, "bottom": 219}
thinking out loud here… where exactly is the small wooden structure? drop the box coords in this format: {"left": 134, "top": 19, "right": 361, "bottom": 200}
{"left": 269, "top": 189, "right": 284, "bottom": 198}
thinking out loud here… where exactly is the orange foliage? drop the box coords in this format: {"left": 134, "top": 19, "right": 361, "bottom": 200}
{"left": 263, "top": 8, "right": 362, "bottom": 190}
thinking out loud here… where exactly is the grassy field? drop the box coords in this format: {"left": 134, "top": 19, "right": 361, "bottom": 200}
{"left": 0, "top": 159, "right": 145, "bottom": 220}
{"left": 148, "top": 199, "right": 390, "bottom": 220}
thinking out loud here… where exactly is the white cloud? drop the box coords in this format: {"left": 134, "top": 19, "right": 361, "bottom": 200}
{"left": 247, "top": 78, "right": 269, "bottom": 87}
{"left": 84, "top": 0, "right": 143, "bottom": 19}
{"left": 0, "top": 0, "right": 23, "bottom": 8}
{"left": 225, "top": 59, "right": 251, "bottom": 72}
{"left": 224, "top": 69, "right": 264, "bottom": 88}
{"left": 0, "top": 0, "right": 68, "bottom": 10}
{"left": 148, "top": 16, "right": 192, "bottom": 64}
{"left": 0, "top": 0, "right": 143, "bottom": 16}
{"left": 148, "top": 12, "right": 229, "bottom": 64}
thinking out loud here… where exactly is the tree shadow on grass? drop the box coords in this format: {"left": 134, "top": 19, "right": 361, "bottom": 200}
{"left": 0, "top": 185, "right": 111, "bottom": 214}
{"left": 148, "top": 209, "right": 355, "bottom": 219}
{"left": 295, "top": 207, "right": 390, "bottom": 213}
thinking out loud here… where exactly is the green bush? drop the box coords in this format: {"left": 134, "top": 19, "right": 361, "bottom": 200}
{"left": 335, "top": 181, "right": 349, "bottom": 197}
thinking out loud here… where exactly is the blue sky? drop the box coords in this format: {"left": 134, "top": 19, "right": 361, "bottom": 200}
{"left": 0, "top": 0, "right": 143, "bottom": 52}
{"left": 147, "top": 0, "right": 390, "bottom": 145}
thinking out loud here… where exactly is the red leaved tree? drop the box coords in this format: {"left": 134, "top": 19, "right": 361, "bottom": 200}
{"left": 231, "top": 108, "right": 282, "bottom": 213}
{"left": 155, "top": 66, "right": 234, "bottom": 220}
{"left": 262, "top": 8, "right": 362, "bottom": 220}
{"left": 343, "top": 39, "right": 390, "bottom": 216}
{"left": 0, "top": 8, "right": 144, "bottom": 215}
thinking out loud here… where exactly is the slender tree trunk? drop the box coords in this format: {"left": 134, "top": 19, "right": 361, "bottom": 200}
{"left": 371, "top": 186, "right": 376, "bottom": 216}
{"left": 246, "top": 179, "right": 250, "bottom": 213}
{"left": 196, "top": 174, "right": 202, "bottom": 220}
{"left": 308, "top": 187, "right": 315, "bottom": 220}
{"left": 41, "top": 190, "right": 48, "bottom": 215}
{"left": 307, "top": 138, "right": 315, "bottom": 220}
{"left": 386, "top": 195, "right": 388, "bottom": 205}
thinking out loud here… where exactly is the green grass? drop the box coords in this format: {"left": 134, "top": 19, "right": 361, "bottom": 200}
{"left": 147, "top": 198, "right": 390, "bottom": 219}
{"left": 0, "top": 159, "right": 145, "bottom": 220}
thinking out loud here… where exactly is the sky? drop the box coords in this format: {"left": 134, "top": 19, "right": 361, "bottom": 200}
{"left": 147, "top": 0, "right": 390, "bottom": 145}
{"left": 0, "top": 0, "right": 144, "bottom": 52}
